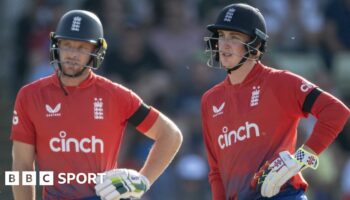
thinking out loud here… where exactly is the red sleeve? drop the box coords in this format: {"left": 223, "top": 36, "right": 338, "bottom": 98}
{"left": 273, "top": 70, "right": 318, "bottom": 118}
{"left": 136, "top": 107, "right": 159, "bottom": 133}
{"left": 201, "top": 95, "right": 226, "bottom": 200}
{"left": 10, "top": 87, "right": 36, "bottom": 145}
{"left": 118, "top": 86, "right": 143, "bottom": 121}
{"left": 272, "top": 70, "right": 350, "bottom": 154}
{"left": 305, "top": 91, "right": 350, "bottom": 154}
{"left": 116, "top": 85, "right": 159, "bottom": 133}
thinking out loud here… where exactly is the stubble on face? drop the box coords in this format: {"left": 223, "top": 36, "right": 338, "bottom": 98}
{"left": 58, "top": 39, "right": 95, "bottom": 76}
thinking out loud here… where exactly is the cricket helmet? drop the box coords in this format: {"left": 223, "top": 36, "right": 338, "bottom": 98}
{"left": 207, "top": 3, "right": 268, "bottom": 54}
{"left": 49, "top": 10, "right": 107, "bottom": 70}
{"left": 204, "top": 3, "right": 268, "bottom": 73}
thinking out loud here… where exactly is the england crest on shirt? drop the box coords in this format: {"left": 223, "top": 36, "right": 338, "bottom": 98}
{"left": 250, "top": 86, "right": 260, "bottom": 107}
{"left": 94, "top": 98, "right": 104, "bottom": 120}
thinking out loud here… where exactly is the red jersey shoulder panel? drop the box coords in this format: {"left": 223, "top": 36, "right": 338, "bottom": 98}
{"left": 10, "top": 74, "right": 58, "bottom": 145}
{"left": 264, "top": 68, "right": 318, "bottom": 118}
{"left": 89, "top": 74, "right": 159, "bottom": 133}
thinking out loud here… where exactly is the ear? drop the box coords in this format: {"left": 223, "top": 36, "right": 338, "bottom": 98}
{"left": 247, "top": 41, "right": 264, "bottom": 60}
{"left": 254, "top": 43, "right": 262, "bottom": 57}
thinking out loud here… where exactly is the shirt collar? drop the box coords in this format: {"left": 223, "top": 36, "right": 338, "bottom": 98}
{"left": 51, "top": 70, "right": 97, "bottom": 89}
{"left": 224, "top": 61, "right": 264, "bottom": 88}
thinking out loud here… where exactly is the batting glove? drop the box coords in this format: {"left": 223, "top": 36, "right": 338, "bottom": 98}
{"left": 95, "top": 168, "right": 150, "bottom": 200}
{"left": 251, "top": 146, "right": 319, "bottom": 198}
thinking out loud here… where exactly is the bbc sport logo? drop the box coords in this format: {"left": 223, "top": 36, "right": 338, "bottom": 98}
{"left": 5, "top": 171, "right": 106, "bottom": 186}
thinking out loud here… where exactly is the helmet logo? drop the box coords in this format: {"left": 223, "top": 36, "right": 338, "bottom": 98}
{"left": 71, "top": 16, "right": 82, "bottom": 32}
{"left": 224, "top": 8, "right": 236, "bottom": 22}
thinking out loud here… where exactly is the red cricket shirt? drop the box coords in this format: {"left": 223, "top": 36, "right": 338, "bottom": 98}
{"left": 201, "top": 62, "right": 349, "bottom": 199}
{"left": 11, "top": 72, "right": 159, "bottom": 199}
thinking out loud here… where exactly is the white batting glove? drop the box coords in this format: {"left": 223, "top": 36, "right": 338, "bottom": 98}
{"left": 252, "top": 147, "right": 319, "bottom": 198}
{"left": 95, "top": 168, "right": 150, "bottom": 200}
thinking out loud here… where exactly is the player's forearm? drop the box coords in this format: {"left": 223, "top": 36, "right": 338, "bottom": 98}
{"left": 140, "top": 123, "right": 182, "bottom": 184}
{"left": 305, "top": 92, "right": 350, "bottom": 154}
{"left": 12, "top": 163, "right": 35, "bottom": 200}
{"left": 12, "top": 141, "right": 36, "bottom": 200}
{"left": 13, "top": 185, "right": 35, "bottom": 200}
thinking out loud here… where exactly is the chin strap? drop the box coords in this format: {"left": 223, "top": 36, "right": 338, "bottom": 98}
{"left": 226, "top": 36, "right": 261, "bottom": 74}
{"left": 56, "top": 64, "right": 87, "bottom": 96}
{"left": 57, "top": 71, "right": 68, "bottom": 96}
{"left": 226, "top": 51, "right": 250, "bottom": 74}
{"left": 56, "top": 63, "right": 89, "bottom": 96}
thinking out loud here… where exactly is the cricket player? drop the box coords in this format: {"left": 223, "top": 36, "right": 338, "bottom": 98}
{"left": 201, "top": 3, "right": 349, "bottom": 199}
{"left": 11, "top": 10, "right": 182, "bottom": 200}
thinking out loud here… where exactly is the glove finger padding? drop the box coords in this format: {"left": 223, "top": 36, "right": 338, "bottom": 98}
{"left": 95, "top": 169, "right": 150, "bottom": 200}
{"left": 261, "top": 151, "right": 300, "bottom": 197}
{"left": 252, "top": 147, "right": 319, "bottom": 198}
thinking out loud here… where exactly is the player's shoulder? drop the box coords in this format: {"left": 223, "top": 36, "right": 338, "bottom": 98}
{"left": 94, "top": 74, "right": 134, "bottom": 94}
{"left": 201, "top": 80, "right": 226, "bottom": 104}
{"left": 261, "top": 64, "right": 314, "bottom": 93}
{"left": 18, "top": 74, "right": 56, "bottom": 96}
{"left": 262, "top": 64, "right": 305, "bottom": 83}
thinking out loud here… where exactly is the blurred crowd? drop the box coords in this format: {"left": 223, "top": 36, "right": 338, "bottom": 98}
{"left": 0, "top": 0, "right": 350, "bottom": 199}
